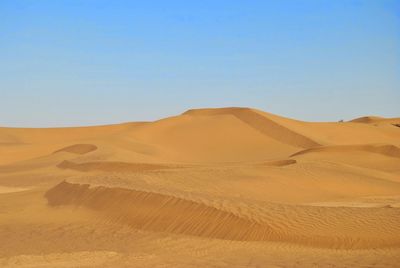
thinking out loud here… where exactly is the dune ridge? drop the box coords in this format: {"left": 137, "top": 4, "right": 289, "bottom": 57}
{"left": 45, "top": 181, "right": 273, "bottom": 242}
{"left": 350, "top": 116, "right": 386, "bottom": 123}
{"left": 291, "top": 144, "right": 400, "bottom": 158}
{"left": 350, "top": 116, "right": 400, "bottom": 123}
{"left": 45, "top": 181, "right": 400, "bottom": 249}
{"left": 184, "top": 107, "right": 320, "bottom": 148}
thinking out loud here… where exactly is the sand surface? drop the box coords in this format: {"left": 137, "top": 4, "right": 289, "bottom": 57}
{"left": 1, "top": 107, "right": 400, "bottom": 267}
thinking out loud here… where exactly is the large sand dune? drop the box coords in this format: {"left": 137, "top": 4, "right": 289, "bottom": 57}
{"left": 1, "top": 107, "right": 400, "bottom": 267}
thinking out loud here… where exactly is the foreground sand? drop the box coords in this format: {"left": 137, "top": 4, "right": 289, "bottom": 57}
{"left": 1, "top": 107, "right": 400, "bottom": 267}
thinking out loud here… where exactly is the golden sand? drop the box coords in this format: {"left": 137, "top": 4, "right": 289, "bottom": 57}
{"left": 1, "top": 107, "right": 399, "bottom": 267}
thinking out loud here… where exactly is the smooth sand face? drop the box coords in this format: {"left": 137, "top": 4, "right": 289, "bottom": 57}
{"left": 1, "top": 107, "right": 400, "bottom": 267}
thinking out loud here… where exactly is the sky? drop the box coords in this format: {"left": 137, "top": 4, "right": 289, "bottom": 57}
{"left": 0, "top": 0, "right": 399, "bottom": 127}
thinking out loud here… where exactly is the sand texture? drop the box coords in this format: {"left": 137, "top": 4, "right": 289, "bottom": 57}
{"left": 1, "top": 107, "right": 400, "bottom": 267}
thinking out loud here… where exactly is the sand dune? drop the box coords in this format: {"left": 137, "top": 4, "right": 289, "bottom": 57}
{"left": 1, "top": 107, "right": 400, "bottom": 267}
{"left": 350, "top": 116, "right": 386, "bottom": 123}
{"left": 46, "top": 181, "right": 273, "bottom": 242}
{"left": 183, "top": 107, "right": 321, "bottom": 148}
{"left": 350, "top": 116, "right": 400, "bottom": 124}
{"left": 45, "top": 180, "right": 400, "bottom": 249}
{"left": 291, "top": 144, "right": 400, "bottom": 173}
{"left": 128, "top": 108, "right": 302, "bottom": 162}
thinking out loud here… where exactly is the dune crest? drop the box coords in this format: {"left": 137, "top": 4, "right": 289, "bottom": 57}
{"left": 45, "top": 181, "right": 273, "bottom": 242}
{"left": 183, "top": 107, "right": 320, "bottom": 148}
{"left": 291, "top": 144, "right": 400, "bottom": 158}
{"left": 350, "top": 116, "right": 385, "bottom": 123}
{"left": 350, "top": 116, "right": 400, "bottom": 126}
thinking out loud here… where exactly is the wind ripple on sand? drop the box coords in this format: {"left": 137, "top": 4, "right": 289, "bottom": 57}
{"left": 45, "top": 181, "right": 273, "bottom": 241}
{"left": 45, "top": 181, "right": 400, "bottom": 249}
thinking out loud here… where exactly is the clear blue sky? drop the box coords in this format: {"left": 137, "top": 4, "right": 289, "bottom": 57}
{"left": 1, "top": 0, "right": 399, "bottom": 127}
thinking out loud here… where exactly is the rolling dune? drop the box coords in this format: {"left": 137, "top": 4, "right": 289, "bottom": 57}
{"left": 1, "top": 107, "right": 400, "bottom": 267}
{"left": 45, "top": 180, "right": 400, "bottom": 249}
{"left": 183, "top": 107, "right": 321, "bottom": 148}
{"left": 45, "top": 181, "right": 273, "bottom": 242}
{"left": 350, "top": 116, "right": 400, "bottom": 125}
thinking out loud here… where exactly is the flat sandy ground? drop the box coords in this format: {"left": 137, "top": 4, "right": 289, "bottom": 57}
{"left": 1, "top": 107, "right": 400, "bottom": 267}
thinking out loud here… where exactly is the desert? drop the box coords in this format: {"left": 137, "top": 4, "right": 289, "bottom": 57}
{"left": 1, "top": 107, "right": 400, "bottom": 267}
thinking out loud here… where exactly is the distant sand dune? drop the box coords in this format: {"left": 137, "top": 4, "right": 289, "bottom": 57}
{"left": 350, "top": 116, "right": 400, "bottom": 123}
{"left": 350, "top": 116, "right": 400, "bottom": 126}
{"left": 350, "top": 116, "right": 386, "bottom": 123}
{"left": 184, "top": 107, "right": 320, "bottom": 148}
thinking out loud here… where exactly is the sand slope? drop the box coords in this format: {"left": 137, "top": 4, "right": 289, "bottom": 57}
{"left": 1, "top": 107, "right": 400, "bottom": 267}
